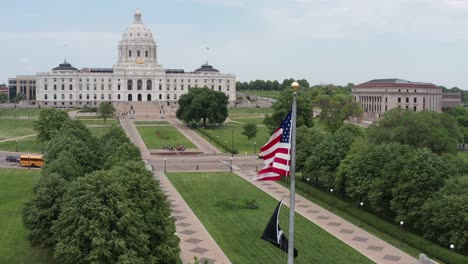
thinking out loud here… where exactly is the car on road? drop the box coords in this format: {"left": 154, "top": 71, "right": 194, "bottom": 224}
{"left": 6, "top": 155, "right": 20, "bottom": 163}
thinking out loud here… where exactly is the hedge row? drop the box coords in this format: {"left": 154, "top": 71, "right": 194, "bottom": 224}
{"left": 196, "top": 127, "right": 238, "bottom": 154}
{"left": 290, "top": 179, "right": 468, "bottom": 264}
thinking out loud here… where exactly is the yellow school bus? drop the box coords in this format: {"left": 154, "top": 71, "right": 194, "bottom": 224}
{"left": 20, "top": 155, "right": 44, "bottom": 168}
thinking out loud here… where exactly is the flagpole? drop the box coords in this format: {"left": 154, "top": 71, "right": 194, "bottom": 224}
{"left": 288, "top": 83, "right": 299, "bottom": 263}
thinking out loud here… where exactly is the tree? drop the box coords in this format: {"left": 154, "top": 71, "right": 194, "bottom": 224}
{"left": 313, "top": 90, "right": 363, "bottom": 132}
{"left": 296, "top": 126, "right": 325, "bottom": 172}
{"left": 34, "top": 108, "right": 69, "bottom": 142}
{"left": 303, "top": 127, "right": 360, "bottom": 188}
{"left": 263, "top": 88, "right": 313, "bottom": 133}
{"left": 22, "top": 173, "right": 67, "bottom": 247}
{"left": 97, "top": 102, "right": 115, "bottom": 121}
{"left": 176, "top": 87, "right": 229, "bottom": 127}
{"left": 53, "top": 162, "right": 180, "bottom": 264}
{"left": 242, "top": 123, "right": 258, "bottom": 140}
{"left": 342, "top": 143, "right": 413, "bottom": 216}
{"left": 390, "top": 148, "right": 451, "bottom": 224}
{"left": 419, "top": 176, "right": 468, "bottom": 251}
{"left": 367, "top": 108, "right": 462, "bottom": 154}
{"left": 0, "top": 93, "right": 8, "bottom": 103}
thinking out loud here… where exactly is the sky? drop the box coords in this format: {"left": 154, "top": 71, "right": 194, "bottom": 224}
{"left": 1, "top": 0, "right": 468, "bottom": 88}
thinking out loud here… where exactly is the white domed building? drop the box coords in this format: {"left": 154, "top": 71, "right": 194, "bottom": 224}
{"left": 35, "top": 9, "right": 236, "bottom": 108}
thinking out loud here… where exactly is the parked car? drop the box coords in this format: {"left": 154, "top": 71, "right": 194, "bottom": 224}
{"left": 6, "top": 156, "right": 20, "bottom": 163}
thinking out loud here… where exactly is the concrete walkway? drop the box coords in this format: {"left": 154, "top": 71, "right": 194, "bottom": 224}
{"left": 0, "top": 133, "right": 37, "bottom": 143}
{"left": 234, "top": 171, "right": 419, "bottom": 264}
{"left": 120, "top": 118, "right": 231, "bottom": 264}
{"left": 167, "top": 118, "right": 222, "bottom": 155}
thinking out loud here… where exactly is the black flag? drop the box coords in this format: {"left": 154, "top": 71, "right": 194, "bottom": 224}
{"left": 261, "top": 199, "right": 298, "bottom": 258}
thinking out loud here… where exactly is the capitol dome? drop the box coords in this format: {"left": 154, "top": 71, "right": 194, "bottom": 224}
{"left": 117, "top": 9, "right": 158, "bottom": 64}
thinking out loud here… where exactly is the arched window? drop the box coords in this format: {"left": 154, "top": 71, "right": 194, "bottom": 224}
{"left": 118, "top": 94, "right": 121, "bottom": 100}
{"left": 128, "top": 94, "right": 132, "bottom": 101}
{"left": 108, "top": 94, "right": 111, "bottom": 100}
{"left": 146, "top": 80, "right": 152, "bottom": 90}
{"left": 129, "top": 50, "right": 132, "bottom": 57}
{"left": 94, "top": 94, "right": 97, "bottom": 99}
{"left": 147, "top": 94, "right": 151, "bottom": 101}
{"left": 61, "top": 94, "right": 65, "bottom": 100}
{"left": 159, "top": 94, "right": 162, "bottom": 100}
{"left": 69, "top": 94, "right": 73, "bottom": 100}
{"left": 137, "top": 50, "right": 140, "bottom": 57}
{"left": 174, "top": 94, "right": 177, "bottom": 100}
{"left": 137, "top": 80, "right": 142, "bottom": 90}
{"left": 79, "top": 94, "right": 82, "bottom": 100}
{"left": 127, "top": 80, "right": 133, "bottom": 90}
{"left": 44, "top": 94, "right": 48, "bottom": 100}
{"left": 101, "top": 94, "right": 104, "bottom": 99}
{"left": 86, "top": 94, "right": 90, "bottom": 99}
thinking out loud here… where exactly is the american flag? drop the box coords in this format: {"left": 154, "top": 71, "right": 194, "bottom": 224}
{"left": 253, "top": 111, "right": 292, "bottom": 181}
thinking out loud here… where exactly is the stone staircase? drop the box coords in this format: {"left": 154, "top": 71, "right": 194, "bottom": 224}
{"left": 115, "top": 102, "right": 169, "bottom": 119}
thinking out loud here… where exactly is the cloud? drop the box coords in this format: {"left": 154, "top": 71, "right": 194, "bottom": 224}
{"left": 257, "top": 0, "right": 468, "bottom": 40}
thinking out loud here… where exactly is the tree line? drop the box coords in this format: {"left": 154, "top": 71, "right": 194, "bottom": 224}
{"left": 296, "top": 108, "right": 468, "bottom": 256}
{"left": 23, "top": 109, "right": 180, "bottom": 263}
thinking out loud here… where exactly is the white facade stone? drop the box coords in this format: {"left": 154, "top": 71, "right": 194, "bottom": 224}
{"left": 35, "top": 9, "right": 236, "bottom": 108}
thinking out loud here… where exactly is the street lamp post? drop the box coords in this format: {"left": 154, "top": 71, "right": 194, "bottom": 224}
{"left": 359, "top": 202, "right": 364, "bottom": 226}
{"left": 231, "top": 129, "right": 234, "bottom": 157}
{"left": 450, "top": 244, "right": 455, "bottom": 258}
{"left": 256, "top": 156, "right": 259, "bottom": 172}
{"left": 216, "top": 135, "right": 219, "bottom": 148}
{"left": 330, "top": 188, "right": 334, "bottom": 210}
{"left": 399, "top": 221, "right": 404, "bottom": 246}
{"left": 306, "top": 177, "right": 310, "bottom": 197}
{"left": 15, "top": 140, "right": 18, "bottom": 152}
{"left": 254, "top": 141, "right": 257, "bottom": 155}
{"left": 230, "top": 157, "right": 233, "bottom": 172}
{"left": 164, "top": 158, "right": 167, "bottom": 173}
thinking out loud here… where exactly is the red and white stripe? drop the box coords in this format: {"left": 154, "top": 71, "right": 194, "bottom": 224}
{"left": 253, "top": 127, "right": 291, "bottom": 181}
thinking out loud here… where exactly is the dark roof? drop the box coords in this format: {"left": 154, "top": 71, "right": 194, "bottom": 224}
{"left": 90, "top": 68, "right": 113, "bottom": 73}
{"left": 52, "top": 61, "right": 78, "bottom": 71}
{"left": 166, "top": 69, "right": 185, "bottom": 74}
{"left": 194, "top": 63, "right": 219, "bottom": 73}
{"left": 357, "top": 78, "right": 438, "bottom": 89}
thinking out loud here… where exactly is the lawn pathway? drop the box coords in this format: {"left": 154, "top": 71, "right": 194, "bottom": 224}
{"left": 234, "top": 171, "right": 419, "bottom": 264}
{"left": 120, "top": 118, "right": 231, "bottom": 264}
{"left": 0, "top": 134, "right": 37, "bottom": 143}
{"left": 167, "top": 118, "right": 221, "bottom": 155}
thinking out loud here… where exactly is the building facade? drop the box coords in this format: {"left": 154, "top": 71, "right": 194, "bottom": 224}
{"left": 441, "top": 93, "right": 462, "bottom": 110}
{"left": 28, "top": 9, "right": 236, "bottom": 108}
{"left": 0, "top": 84, "right": 8, "bottom": 97}
{"left": 352, "top": 79, "right": 443, "bottom": 119}
{"left": 8, "top": 76, "right": 36, "bottom": 102}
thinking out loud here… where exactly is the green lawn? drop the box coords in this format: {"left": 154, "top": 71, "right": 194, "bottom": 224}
{"left": 0, "top": 109, "right": 42, "bottom": 118}
{"left": 88, "top": 126, "right": 119, "bottom": 138}
{"left": 75, "top": 116, "right": 102, "bottom": 119}
{"left": 228, "top": 108, "right": 273, "bottom": 119}
{"left": 196, "top": 123, "right": 270, "bottom": 154}
{"left": 458, "top": 151, "right": 468, "bottom": 162}
{"left": 80, "top": 119, "right": 118, "bottom": 126}
{"left": 0, "top": 119, "right": 36, "bottom": 140}
{"left": 242, "top": 90, "right": 281, "bottom": 100}
{"left": 134, "top": 121, "right": 170, "bottom": 125}
{"left": 0, "top": 136, "right": 43, "bottom": 154}
{"left": 0, "top": 168, "right": 54, "bottom": 264}
{"left": 136, "top": 126, "right": 196, "bottom": 149}
{"left": 167, "top": 172, "right": 373, "bottom": 264}
{"left": 230, "top": 117, "right": 265, "bottom": 126}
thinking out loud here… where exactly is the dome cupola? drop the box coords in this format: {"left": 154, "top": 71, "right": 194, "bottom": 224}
{"left": 117, "top": 9, "right": 158, "bottom": 65}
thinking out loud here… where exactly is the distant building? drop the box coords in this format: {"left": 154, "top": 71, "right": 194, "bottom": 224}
{"left": 8, "top": 76, "right": 36, "bottom": 103}
{"left": 352, "top": 79, "right": 443, "bottom": 119}
{"left": 30, "top": 9, "right": 235, "bottom": 108}
{"left": 441, "top": 93, "right": 462, "bottom": 110}
{"left": 0, "top": 84, "right": 8, "bottom": 98}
